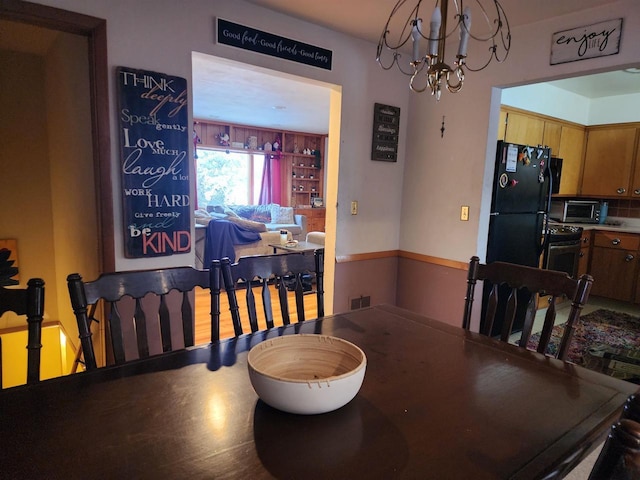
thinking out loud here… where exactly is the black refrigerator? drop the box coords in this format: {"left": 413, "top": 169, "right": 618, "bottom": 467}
{"left": 482, "top": 141, "right": 552, "bottom": 336}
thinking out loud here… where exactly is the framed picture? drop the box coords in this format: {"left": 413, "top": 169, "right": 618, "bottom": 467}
{"left": 312, "top": 197, "right": 324, "bottom": 208}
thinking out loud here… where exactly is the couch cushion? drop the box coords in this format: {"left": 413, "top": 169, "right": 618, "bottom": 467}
{"left": 270, "top": 205, "right": 294, "bottom": 224}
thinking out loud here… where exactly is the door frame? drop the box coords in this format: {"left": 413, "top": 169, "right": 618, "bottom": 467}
{"left": 1, "top": 0, "right": 114, "bottom": 271}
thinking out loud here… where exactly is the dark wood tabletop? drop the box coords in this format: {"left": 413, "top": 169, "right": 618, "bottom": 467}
{"left": 0, "top": 304, "right": 635, "bottom": 479}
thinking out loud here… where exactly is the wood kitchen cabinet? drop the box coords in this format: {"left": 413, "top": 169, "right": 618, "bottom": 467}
{"left": 502, "top": 110, "right": 545, "bottom": 146}
{"left": 577, "top": 229, "right": 592, "bottom": 277}
{"left": 581, "top": 125, "right": 639, "bottom": 197}
{"left": 590, "top": 231, "right": 639, "bottom": 302}
{"left": 631, "top": 139, "right": 640, "bottom": 198}
{"left": 499, "top": 108, "right": 585, "bottom": 195}
{"left": 542, "top": 121, "right": 562, "bottom": 155}
{"left": 556, "top": 124, "right": 586, "bottom": 196}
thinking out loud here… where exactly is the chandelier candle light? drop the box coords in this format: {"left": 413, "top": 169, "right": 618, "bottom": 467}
{"left": 377, "top": 0, "right": 511, "bottom": 99}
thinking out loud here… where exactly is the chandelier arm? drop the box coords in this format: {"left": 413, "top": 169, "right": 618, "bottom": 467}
{"left": 376, "top": 0, "right": 510, "bottom": 99}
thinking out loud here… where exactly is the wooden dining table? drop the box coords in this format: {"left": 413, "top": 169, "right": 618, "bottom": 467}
{"left": 0, "top": 304, "right": 636, "bottom": 479}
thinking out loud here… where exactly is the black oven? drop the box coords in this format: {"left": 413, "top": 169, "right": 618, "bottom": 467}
{"left": 543, "top": 225, "right": 583, "bottom": 278}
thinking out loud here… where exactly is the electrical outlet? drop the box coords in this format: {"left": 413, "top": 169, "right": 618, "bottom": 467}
{"left": 351, "top": 201, "right": 358, "bottom": 215}
{"left": 460, "top": 205, "right": 469, "bottom": 221}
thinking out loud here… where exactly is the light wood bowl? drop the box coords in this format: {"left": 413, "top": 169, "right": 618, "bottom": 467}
{"left": 247, "top": 334, "right": 367, "bottom": 415}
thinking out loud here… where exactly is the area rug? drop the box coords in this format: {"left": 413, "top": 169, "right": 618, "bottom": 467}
{"left": 526, "top": 309, "right": 640, "bottom": 382}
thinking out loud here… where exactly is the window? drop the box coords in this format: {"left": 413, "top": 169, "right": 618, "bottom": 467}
{"left": 196, "top": 148, "right": 264, "bottom": 208}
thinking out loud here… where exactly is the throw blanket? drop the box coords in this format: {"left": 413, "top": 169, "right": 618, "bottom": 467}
{"left": 204, "top": 219, "right": 261, "bottom": 265}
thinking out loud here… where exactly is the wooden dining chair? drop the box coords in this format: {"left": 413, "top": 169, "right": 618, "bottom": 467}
{"left": 463, "top": 255, "right": 594, "bottom": 360}
{"left": 67, "top": 266, "right": 212, "bottom": 370}
{"left": 0, "top": 278, "right": 46, "bottom": 386}
{"left": 211, "top": 249, "right": 324, "bottom": 341}
{"left": 581, "top": 390, "right": 640, "bottom": 479}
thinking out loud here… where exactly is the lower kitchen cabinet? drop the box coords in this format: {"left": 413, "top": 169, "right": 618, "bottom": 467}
{"left": 589, "top": 231, "right": 639, "bottom": 302}
{"left": 577, "top": 230, "right": 592, "bottom": 277}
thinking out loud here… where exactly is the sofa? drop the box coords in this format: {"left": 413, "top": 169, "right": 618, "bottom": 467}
{"left": 198, "top": 203, "right": 307, "bottom": 240}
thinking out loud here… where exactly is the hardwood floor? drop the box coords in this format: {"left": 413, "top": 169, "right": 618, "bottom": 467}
{"left": 193, "top": 286, "right": 318, "bottom": 345}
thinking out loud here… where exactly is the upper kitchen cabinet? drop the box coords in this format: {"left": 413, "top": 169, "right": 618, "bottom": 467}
{"left": 556, "top": 124, "right": 586, "bottom": 196}
{"left": 581, "top": 125, "right": 639, "bottom": 197}
{"left": 631, "top": 136, "right": 640, "bottom": 198}
{"left": 542, "top": 121, "right": 562, "bottom": 155}
{"left": 499, "top": 107, "right": 585, "bottom": 196}
{"left": 502, "top": 109, "right": 544, "bottom": 146}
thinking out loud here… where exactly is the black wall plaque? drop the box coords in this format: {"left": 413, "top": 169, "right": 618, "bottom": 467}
{"left": 371, "top": 103, "right": 400, "bottom": 162}
{"left": 216, "top": 18, "right": 332, "bottom": 70}
{"left": 117, "top": 67, "right": 191, "bottom": 258}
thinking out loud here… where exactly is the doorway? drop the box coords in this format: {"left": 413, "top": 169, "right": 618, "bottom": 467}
{"left": 191, "top": 52, "right": 340, "bottom": 313}
{"left": 0, "top": 2, "right": 112, "bottom": 373}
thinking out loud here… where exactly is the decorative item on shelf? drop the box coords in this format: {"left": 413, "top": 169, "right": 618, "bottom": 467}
{"left": 313, "top": 150, "right": 322, "bottom": 168}
{"left": 309, "top": 174, "right": 314, "bottom": 179}
{"left": 293, "top": 143, "right": 299, "bottom": 154}
{"left": 303, "top": 148, "right": 311, "bottom": 155}
{"left": 376, "top": 0, "right": 511, "bottom": 100}
{"left": 264, "top": 141, "right": 272, "bottom": 151}
{"left": 299, "top": 185, "right": 304, "bottom": 191}
{"left": 248, "top": 136, "right": 258, "bottom": 150}
{"left": 300, "top": 174, "right": 305, "bottom": 179}
{"left": 271, "top": 135, "right": 282, "bottom": 160}
{"left": 292, "top": 171, "right": 296, "bottom": 178}
{"left": 299, "top": 162, "right": 305, "bottom": 167}
{"left": 217, "top": 132, "right": 230, "bottom": 146}
{"left": 311, "top": 187, "right": 316, "bottom": 192}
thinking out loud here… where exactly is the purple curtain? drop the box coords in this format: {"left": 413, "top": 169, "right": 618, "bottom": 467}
{"left": 258, "top": 154, "right": 281, "bottom": 205}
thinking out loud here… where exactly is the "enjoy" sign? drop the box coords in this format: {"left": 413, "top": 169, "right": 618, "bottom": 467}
{"left": 551, "top": 18, "right": 622, "bottom": 65}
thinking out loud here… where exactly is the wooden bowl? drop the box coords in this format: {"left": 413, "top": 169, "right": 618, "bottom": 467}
{"left": 247, "top": 334, "right": 367, "bottom": 415}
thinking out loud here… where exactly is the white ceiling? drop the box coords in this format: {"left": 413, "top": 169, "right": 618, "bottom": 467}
{"left": 191, "top": 53, "right": 331, "bottom": 134}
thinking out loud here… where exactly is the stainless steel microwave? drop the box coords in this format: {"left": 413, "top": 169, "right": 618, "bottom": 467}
{"left": 549, "top": 200, "right": 600, "bottom": 223}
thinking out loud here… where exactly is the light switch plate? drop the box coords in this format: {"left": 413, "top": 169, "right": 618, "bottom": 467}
{"left": 460, "top": 205, "right": 469, "bottom": 221}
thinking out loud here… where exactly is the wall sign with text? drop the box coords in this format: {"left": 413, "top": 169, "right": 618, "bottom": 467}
{"left": 371, "top": 103, "right": 400, "bottom": 162}
{"left": 551, "top": 18, "right": 622, "bottom": 65}
{"left": 216, "top": 18, "right": 332, "bottom": 70}
{"left": 117, "top": 66, "right": 191, "bottom": 258}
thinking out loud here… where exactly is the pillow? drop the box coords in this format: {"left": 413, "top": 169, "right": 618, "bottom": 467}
{"left": 227, "top": 216, "right": 267, "bottom": 232}
{"left": 270, "top": 205, "right": 294, "bottom": 224}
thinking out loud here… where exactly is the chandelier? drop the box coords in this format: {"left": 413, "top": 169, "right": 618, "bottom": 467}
{"left": 376, "top": 0, "right": 511, "bottom": 100}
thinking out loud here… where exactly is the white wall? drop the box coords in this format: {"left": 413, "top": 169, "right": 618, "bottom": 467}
{"left": 590, "top": 93, "right": 640, "bottom": 124}
{"left": 400, "top": 0, "right": 640, "bottom": 263}
{"left": 28, "top": 0, "right": 640, "bottom": 273}
{"left": 501, "top": 81, "right": 640, "bottom": 125}
{"left": 30, "top": 0, "right": 410, "bottom": 270}
{"left": 501, "top": 83, "right": 591, "bottom": 124}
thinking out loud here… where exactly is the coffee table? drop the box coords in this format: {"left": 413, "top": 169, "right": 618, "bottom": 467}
{"left": 269, "top": 241, "right": 324, "bottom": 254}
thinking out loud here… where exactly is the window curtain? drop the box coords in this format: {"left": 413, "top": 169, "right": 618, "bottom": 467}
{"left": 258, "top": 153, "right": 281, "bottom": 205}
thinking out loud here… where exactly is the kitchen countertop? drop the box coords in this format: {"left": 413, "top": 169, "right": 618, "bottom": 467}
{"left": 553, "top": 217, "right": 640, "bottom": 234}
